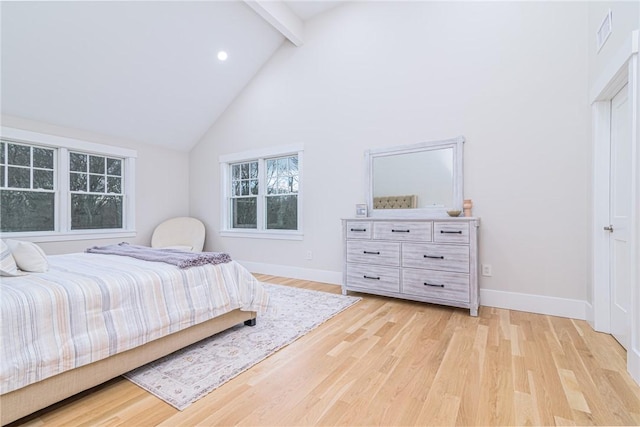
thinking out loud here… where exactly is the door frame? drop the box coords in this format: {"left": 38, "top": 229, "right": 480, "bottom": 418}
{"left": 590, "top": 30, "right": 639, "bottom": 384}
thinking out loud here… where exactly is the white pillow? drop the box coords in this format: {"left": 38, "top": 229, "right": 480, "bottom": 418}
{"left": 1, "top": 240, "right": 24, "bottom": 276}
{"left": 5, "top": 240, "right": 49, "bottom": 273}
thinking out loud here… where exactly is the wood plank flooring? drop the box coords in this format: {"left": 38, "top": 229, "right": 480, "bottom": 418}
{"left": 12, "top": 275, "right": 640, "bottom": 426}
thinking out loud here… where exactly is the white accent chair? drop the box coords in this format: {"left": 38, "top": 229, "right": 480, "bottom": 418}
{"left": 151, "top": 217, "right": 206, "bottom": 252}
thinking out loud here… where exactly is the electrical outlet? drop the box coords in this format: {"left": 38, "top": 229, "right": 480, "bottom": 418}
{"left": 481, "top": 264, "right": 492, "bottom": 277}
{"left": 305, "top": 250, "right": 313, "bottom": 260}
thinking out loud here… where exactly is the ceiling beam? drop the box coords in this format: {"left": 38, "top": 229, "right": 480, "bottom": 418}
{"left": 244, "top": 0, "right": 304, "bottom": 47}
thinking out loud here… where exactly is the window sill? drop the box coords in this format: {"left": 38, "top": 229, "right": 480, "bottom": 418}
{"left": 0, "top": 230, "right": 137, "bottom": 243}
{"left": 220, "top": 230, "right": 303, "bottom": 241}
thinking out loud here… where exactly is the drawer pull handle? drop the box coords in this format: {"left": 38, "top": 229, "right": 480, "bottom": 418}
{"left": 364, "top": 275, "right": 381, "bottom": 280}
{"left": 424, "top": 282, "right": 445, "bottom": 288}
{"left": 440, "top": 230, "right": 462, "bottom": 234}
{"left": 363, "top": 251, "right": 381, "bottom": 255}
{"left": 350, "top": 228, "right": 367, "bottom": 232}
{"left": 392, "top": 229, "right": 410, "bottom": 233}
{"left": 423, "top": 255, "right": 444, "bottom": 259}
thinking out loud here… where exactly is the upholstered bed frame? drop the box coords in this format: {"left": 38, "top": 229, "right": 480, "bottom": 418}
{"left": 373, "top": 195, "right": 417, "bottom": 209}
{"left": 0, "top": 309, "right": 256, "bottom": 425}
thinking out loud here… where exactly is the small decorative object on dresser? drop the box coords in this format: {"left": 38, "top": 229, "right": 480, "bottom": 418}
{"left": 342, "top": 217, "right": 480, "bottom": 316}
{"left": 355, "top": 204, "right": 368, "bottom": 218}
{"left": 463, "top": 199, "right": 473, "bottom": 217}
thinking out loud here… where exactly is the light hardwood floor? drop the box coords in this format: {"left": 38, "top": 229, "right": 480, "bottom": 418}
{"left": 13, "top": 275, "right": 640, "bottom": 426}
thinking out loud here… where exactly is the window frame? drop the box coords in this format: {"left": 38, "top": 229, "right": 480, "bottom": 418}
{"left": 0, "top": 127, "right": 137, "bottom": 242}
{"left": 219, "top": 144, "right": 303, "bottom": 240}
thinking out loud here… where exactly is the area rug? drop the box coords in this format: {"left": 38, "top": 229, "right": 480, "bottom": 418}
{"left": 123, "top": 283, "right": 361, "bottom": 410}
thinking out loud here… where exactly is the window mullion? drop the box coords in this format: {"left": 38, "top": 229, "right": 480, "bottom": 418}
{"left": 2, "top": 143, "right": 6, "bottom": 185}
{"left": 297, "top": 150, "right": 303, "bottom": 232}
{"left": 257, "top": 158, "right": 265, "bottom": 231}
{"left": 58, "top": 148, "right": 69, "bottom": 233}
{"left": 223, "top": 162, "right": 231, "bottom": 230}
{"left": 29, "top": 146, "right": 34, "bottom": 190}
{"left": 124, "top": 157, "right": 135, "bottom": 231}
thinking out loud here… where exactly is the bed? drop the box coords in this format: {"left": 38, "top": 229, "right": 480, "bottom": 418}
{"left": 373, "top": 195, "right": 417, "bottom": 209}
{"left": 0, "top": 251, "right": 269, "bottom": 425}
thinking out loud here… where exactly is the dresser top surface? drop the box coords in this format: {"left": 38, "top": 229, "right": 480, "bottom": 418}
{"left": 343, "top": 217, "right": 480, "bottom": 222}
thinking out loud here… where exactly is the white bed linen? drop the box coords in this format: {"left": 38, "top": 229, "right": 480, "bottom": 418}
{"left": 0, "top": 253, "right": 269, "bottom": 394}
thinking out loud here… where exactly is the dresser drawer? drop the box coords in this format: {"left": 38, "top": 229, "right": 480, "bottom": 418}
{"left": 347, "top": 264, "right": 400, "bottom": 293}
{"left": 433, "top": 222, "right": 469, "bottom": 244}
{"left": 402, "top": 243, "right": 470, "bottom": 273}
{"left": 345, "top": 221, "right": 372, "bottom": 239}
{"left": 402, "top": 269, "right": 470, "bottom": 302}
{"left": 373, "top": 221, "right": 432, "bottom": 242}
{"left": 347, "top": 241, "right": 400, "bottom": 266}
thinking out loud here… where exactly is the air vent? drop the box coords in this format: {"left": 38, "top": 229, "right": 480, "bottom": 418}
{"left": 596, "top": 9, "right": 612, "bottom": 52}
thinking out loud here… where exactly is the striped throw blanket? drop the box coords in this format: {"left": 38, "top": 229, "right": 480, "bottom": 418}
{"left": 86, "top": 242, "right": 231, "bottom": 268}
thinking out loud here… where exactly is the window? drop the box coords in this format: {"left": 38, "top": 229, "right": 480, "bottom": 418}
{"left": 230, "top": 161, "right": 258, "bottom": 229}
{"left": 221, "top": 145, "right": 303, "bottom": 239}
{"left": 0, "top": 141, "right": 56, "bottom": 232}
{"left": 265, "top": 156, "right": 298, "bottom": 230}
{"left": 0, "top": 127, "right": 136, "bottom": 241}
{"left": 69, "top": 152, "right": 124, "bottom": 230}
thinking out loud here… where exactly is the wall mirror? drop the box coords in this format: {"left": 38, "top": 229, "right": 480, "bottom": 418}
{"left": 365, "top": 136, "right": 464, "bottom": 218}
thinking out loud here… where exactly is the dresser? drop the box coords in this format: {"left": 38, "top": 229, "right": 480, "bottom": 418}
{"left": 342, "top": 217, "right": 480, "bottom": 316}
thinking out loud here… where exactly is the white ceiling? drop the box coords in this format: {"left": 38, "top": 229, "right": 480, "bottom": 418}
{"left": 0, "top": 1, "right": 343, "bottom": 151}
{"left": 286, "top": 0, "right": 344, "bottom": 20}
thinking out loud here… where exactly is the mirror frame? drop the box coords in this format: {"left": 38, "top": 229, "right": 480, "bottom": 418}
{"left": 365, "top": 135, "right": 465, "bottom": 218}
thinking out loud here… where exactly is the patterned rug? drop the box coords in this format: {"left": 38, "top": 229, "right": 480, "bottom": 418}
{"left": 123, "top": 283, "right": 361, "bottom": 410}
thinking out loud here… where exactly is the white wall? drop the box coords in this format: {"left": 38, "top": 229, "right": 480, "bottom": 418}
{"left": 588, "top": 1, "right": 640, "bottom": 89}
{"left": 1, "top": 115, "right": 190, "bottom": 254}
{"left": 191, "top": 1, "right": 590, "bottom": 310}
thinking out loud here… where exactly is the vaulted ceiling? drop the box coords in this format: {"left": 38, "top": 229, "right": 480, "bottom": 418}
{"left": 0, "top": 1, "right": 343, "bottom": 150}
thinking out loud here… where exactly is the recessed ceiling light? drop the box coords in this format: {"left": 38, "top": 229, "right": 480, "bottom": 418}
{"left": 217, "top": 51, "right": 228, "bottom": 61}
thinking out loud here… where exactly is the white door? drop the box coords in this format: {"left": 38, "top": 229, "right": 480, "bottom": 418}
{"left": 608, "top": 83, "right": 632, "bottom": 349}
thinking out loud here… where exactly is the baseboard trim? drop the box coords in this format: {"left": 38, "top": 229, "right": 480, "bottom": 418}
{"left": 238, "top": 260, "right": 342, "bottom": 286}
{"left": 480, "top": 288, "right": 588, "bottom": 320}
{"left": 630, "top": 347, "right": 640, "bottom": 386}
{"left": 585, "top": 300, "right": 595, "bottom": 329}
{"left": 239, "top": 262, "right": 589, "bottom": 320}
